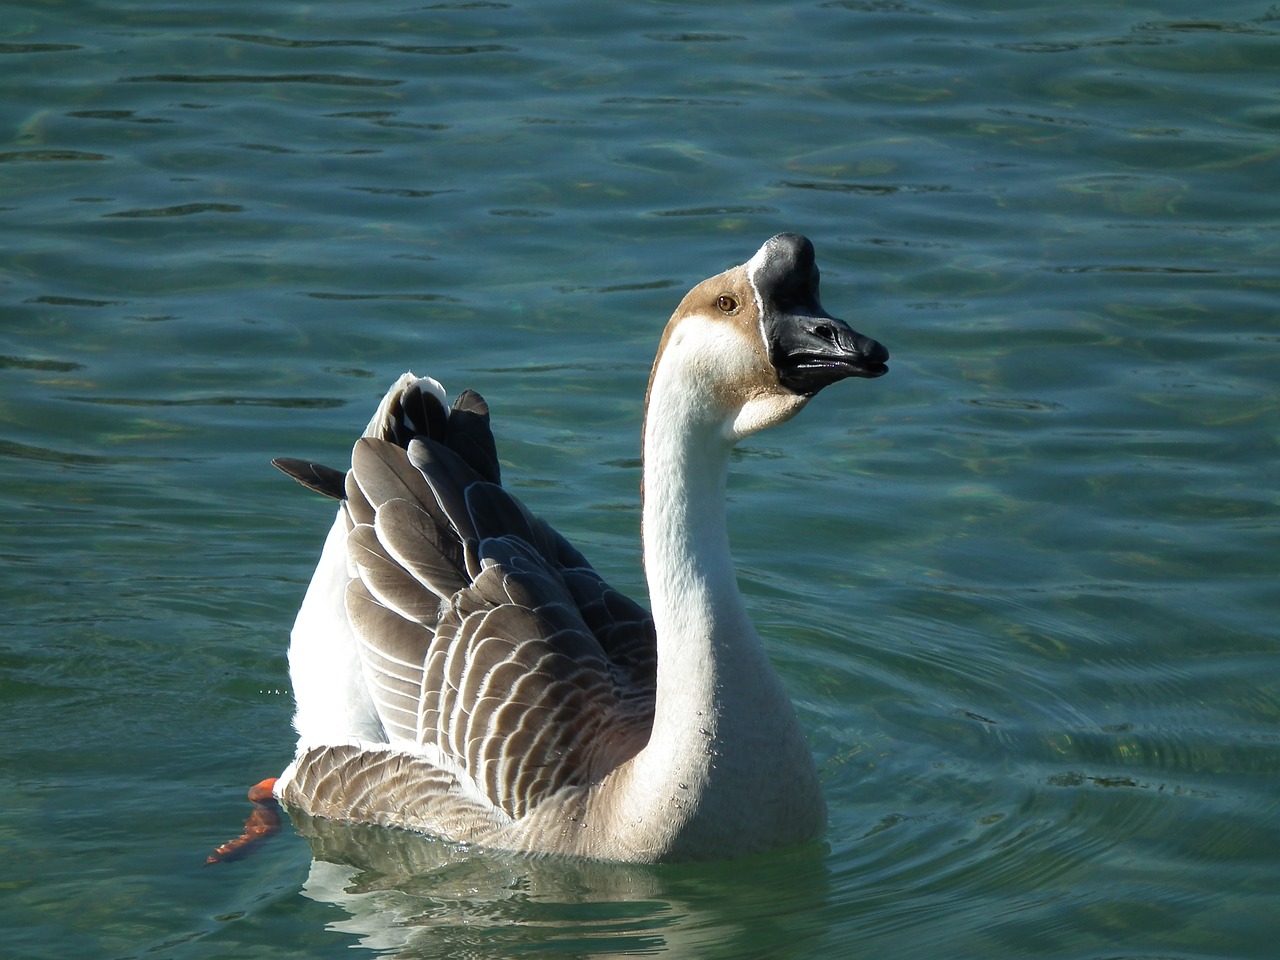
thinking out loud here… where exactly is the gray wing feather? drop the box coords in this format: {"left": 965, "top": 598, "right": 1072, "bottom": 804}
{"left": 281, "top": 743, "right": 506, "bottom": 839}
{"left": 373, "top": 499, "right": 468, "bottom": 601}
{"left": 446, "top": 389, "right": 501, "bottom": 485}
{"left": 272, "top": 457, "right": 348, "bottom": 500}
{"left": 281, "top": 379, "right": 656, "bottom": 829}
{"left": 345, "top": 579, "right": 431, "bottom": 743}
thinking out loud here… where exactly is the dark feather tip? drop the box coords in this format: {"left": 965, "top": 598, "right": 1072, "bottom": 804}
{"left": 272, "top": 457, "right": 348, "bottom": 501}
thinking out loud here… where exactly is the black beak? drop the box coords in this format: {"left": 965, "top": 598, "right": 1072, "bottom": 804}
{"left": 752, "top": 234, "right": 888, "bottom": 397}
{"left": 770, "top": 311, "right": 889, "bottom": 397}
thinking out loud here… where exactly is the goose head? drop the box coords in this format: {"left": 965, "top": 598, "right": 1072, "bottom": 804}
{"left": 646, "top": 233, "right": 889, "bottom": 444}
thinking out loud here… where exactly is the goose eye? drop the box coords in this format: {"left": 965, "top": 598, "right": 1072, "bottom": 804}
{"left": 716, "top": 295, "right": 739, "bottom": 314}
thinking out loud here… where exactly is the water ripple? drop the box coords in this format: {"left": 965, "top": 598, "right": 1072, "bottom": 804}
{"left": 0, "top": 42, "right": 82, "bottom": 54}
{"left": 0, "top": 355, "right": 85, "bottom": 373}
{"left": 121, "top": 73, "right": 402, "bottom": 87}
{"left": 217, "top": 33, "right": 517, "bottom": 55}
{"left": 64, "top": 395, "right": 346, "bottom": 410}
{"left": 67, "top": 110, "right": 174, "bottom": 125}
{"left": 0, "top": 150, "right": 109, "bottom": 163}
{"left": 650, "top": 205, "right": 779, "bottom": 218}
{"left": 776, "top": 178, "right": 958, "bottom": 196}
{"left": 104, "top": 203, "right": 244, "bottom": 218}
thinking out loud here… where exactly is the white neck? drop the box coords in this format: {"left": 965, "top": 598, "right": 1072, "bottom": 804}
{"left": 609, "top": 346, "right": 825, "bottom": 859}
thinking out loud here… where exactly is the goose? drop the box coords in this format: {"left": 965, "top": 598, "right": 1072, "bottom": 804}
{"left": 265, "top": 234, "right": 888, "bottom": 863}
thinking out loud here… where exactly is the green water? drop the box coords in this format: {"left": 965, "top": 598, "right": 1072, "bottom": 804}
{"left": 2, "top": 1, "right": 1277, "bottom": 957}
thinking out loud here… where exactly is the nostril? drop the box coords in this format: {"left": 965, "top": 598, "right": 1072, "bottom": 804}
{"left": 814, "top": 323, "right": 836, "bottom": 343}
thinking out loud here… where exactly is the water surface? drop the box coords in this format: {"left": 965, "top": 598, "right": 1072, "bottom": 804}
{"left": 2, "top": 1, "right": 1277, "bottom": 958}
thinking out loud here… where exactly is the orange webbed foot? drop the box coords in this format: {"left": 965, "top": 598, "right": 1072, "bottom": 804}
{"left": 207, "top": 778, "right": 281, "bottom": 864}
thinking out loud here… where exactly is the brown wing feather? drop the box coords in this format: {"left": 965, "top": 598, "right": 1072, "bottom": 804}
{"left": 334, "top": 384, "right": 655, "bottom": 824}
{"left": 280, "top": 743, "right": 504, "bottom": 840}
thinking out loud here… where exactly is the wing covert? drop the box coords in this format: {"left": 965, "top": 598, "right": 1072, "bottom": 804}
{"left": 338, "top": 399, "right": 655, "bottom": 822}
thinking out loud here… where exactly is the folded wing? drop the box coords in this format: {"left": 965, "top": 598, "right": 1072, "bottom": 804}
{"left": 281, "top": 379, "right": 656, "bottom": 828}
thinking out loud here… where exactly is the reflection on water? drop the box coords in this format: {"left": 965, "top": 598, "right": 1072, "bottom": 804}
{"left": 290, "top": 812, "right": 832, "bottom": 959}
